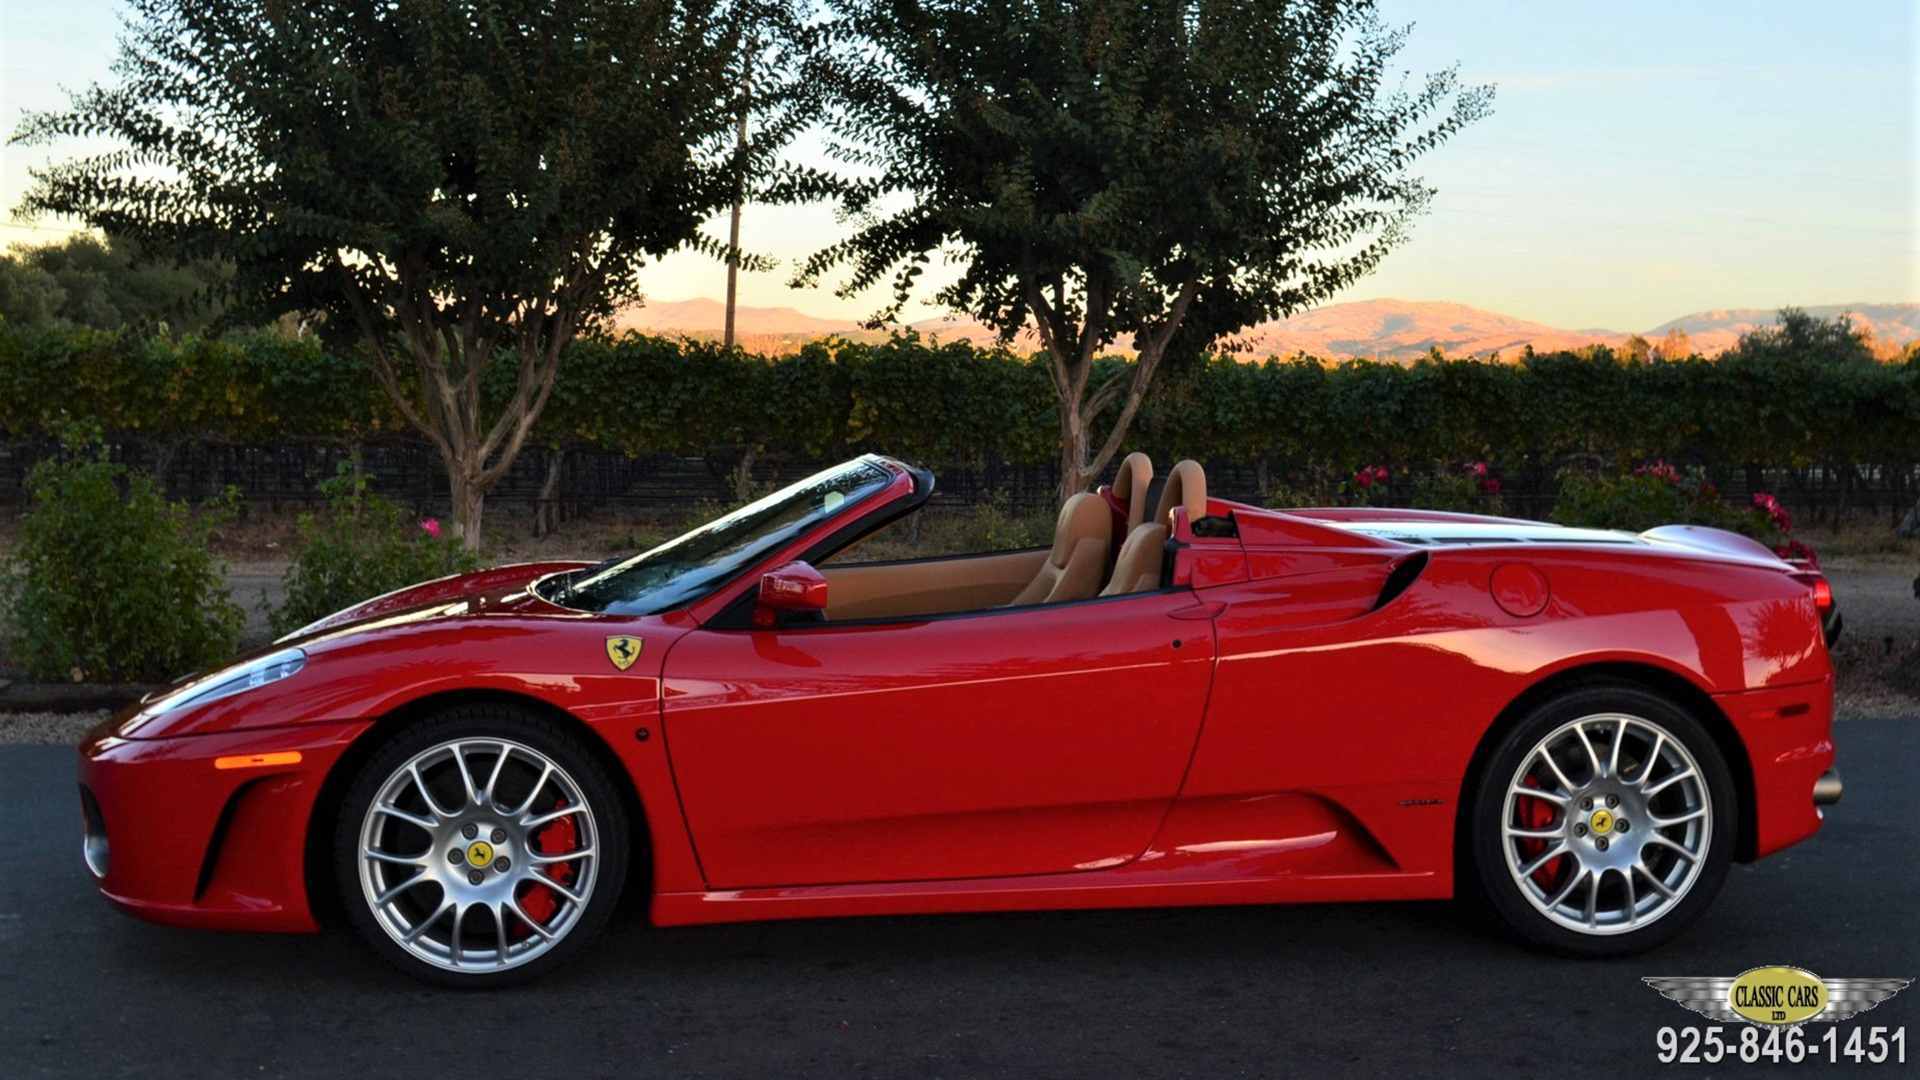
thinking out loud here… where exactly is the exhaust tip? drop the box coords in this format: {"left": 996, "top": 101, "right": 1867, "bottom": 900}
{"left": 1813, "top": 769, "right": 1843, "bottom": 807}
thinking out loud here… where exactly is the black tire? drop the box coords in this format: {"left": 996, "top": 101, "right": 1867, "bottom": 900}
{"left": 1463, "top": 682, "right": 1737, "bottom": 957}
{"left": 332, "top": 703, "right": 630, "bottom": 987}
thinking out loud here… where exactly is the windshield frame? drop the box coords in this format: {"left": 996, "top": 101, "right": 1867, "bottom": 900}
{"left": 539, "top": 456, "right": 924, "bottom": 618}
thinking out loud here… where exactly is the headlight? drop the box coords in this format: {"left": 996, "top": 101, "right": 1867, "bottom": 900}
{"left": 134, "top": 648, "right": 307, "bottom": 723}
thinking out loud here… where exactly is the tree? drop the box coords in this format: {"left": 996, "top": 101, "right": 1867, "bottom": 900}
{"left": 1654, "top": 326, "right": 1693, "bottom": 361}
{"left": 1732, "top": 307, "right": 1878, "bottom": 367}
{"left": 796, "top": 0, "right": 1490, "bottom": 498}
{"left": 0, "top": 232, "right": 228, "bottom": 332}
{"left": 15, "top": 0, "right": 813, "bottom": 545}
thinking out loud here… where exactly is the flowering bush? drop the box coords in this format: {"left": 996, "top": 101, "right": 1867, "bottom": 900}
{"left": 1553, "top": 462, "right": 1813, "bottom": 563}
{"left": 1402, "top": 460, "right": 1505, "bottom": 514}
{"left": 1266, "top": 460, "right": 1507, "bottom": 514}
{"left": 269, "top": 464, "right": 487, "bottom": 636}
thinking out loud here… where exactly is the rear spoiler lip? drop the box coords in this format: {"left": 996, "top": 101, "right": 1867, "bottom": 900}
{"left": 1637, "top": 524, "right": 1791, "bottom": 569}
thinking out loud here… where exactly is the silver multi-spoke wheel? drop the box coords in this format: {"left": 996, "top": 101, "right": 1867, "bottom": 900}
{"left": 357, "top": 737, "right": 601, "bottom": 974}
{"left": 1501, "top": 713, "right": 1711, "bottom": 935}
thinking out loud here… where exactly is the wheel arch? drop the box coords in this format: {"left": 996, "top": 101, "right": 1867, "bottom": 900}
{"left": 301, "top": 687, "right": 650, "bottom": 929}
{"left": 1451, "top": 662, "right": 1759, "bottom": 893}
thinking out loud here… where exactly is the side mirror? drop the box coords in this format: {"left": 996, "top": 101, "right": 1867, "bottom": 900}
{"left": 754, "top": 560, "right": 828, "bottom": 626}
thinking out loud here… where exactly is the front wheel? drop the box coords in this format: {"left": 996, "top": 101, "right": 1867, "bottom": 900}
{"left": 1465, "top": 683, "right": 1736, "bottom": 956}
{"left": 333, "top": 704, "right": 630, "bottom": 986}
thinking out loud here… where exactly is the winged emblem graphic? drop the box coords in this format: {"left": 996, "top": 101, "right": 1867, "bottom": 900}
{"left": 1644, "top": 974, "right": 1912, "bottom": 1024}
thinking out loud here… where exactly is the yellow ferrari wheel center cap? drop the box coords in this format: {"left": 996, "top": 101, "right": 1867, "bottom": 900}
{"left": 1589, "top": 808, "right": 1614, "bottom": 835}
{"left": 466, "top": 840, "right": 495, "bottom": 868}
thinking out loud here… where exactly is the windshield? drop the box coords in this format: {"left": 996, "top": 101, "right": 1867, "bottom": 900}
{"left": 542, "top": 459, "right": 895, "bottom": 615}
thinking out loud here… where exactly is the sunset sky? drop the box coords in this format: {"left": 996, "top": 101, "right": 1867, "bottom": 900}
{"left": 2, "top": 0, "right": 1912, "bottom": 331}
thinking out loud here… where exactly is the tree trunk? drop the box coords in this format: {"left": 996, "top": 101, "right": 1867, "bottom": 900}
{"left": 449, "top": 461, "right": 487, "bottom": 550}
{"left": 533, "top": 448, "right": 565, "bottom": 539}
{"left": 1057, "top": 407, "right": 1091, "bottom": 502}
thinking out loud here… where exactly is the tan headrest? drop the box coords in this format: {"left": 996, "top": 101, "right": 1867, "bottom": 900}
{"left": 1155, "top": 459, "right": 1207, "bottom": 526}
{"left": 1050, "top": 492, "right": 1111, "bottom": 566}
{"left": 1110, "top": 452, "right": 1154, "bottom": 530}
{"left": 1101, "top": 523, "right": 1169, "bottom": 596}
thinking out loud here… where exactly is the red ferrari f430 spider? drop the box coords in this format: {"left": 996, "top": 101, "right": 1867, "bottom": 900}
{"left": 79, "top": 454, "right": 1841, "bottom": 984}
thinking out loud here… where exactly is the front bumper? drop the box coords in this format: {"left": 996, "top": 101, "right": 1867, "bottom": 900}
{"left": 77, "top": 714, "right": 368, "bottom": 932}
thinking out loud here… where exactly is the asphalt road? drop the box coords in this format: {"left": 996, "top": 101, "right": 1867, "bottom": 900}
{"left": 2, "top": 722, "right": 1916, "bottom": 1079}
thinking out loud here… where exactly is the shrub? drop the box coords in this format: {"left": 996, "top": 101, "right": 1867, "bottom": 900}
{"left": 1553, "top": 461, "right": 1736, "bottom": 533}
{"left": 270, "top": 465, "right": 487, "bottom": 637}
{"left": 2, "top": 428, "right": 242, "bottom": 682}
{"left": 1552, "top": 461, "right": 1806, "bottom": 558}
{"left": 1401, "top": 460, "right": 1506, "bottom": 515}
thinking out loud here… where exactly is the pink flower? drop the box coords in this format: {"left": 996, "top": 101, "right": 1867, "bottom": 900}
{"left": 1479, "top": 477, "right": 1501, "bottom": 495}
{"left": 1373, "top": 465, "right": 1390, "bottom": 481}
{"left": 1354, "top": 471, "right": 1373, "bottom": 489}
{"left": 1635, "top": 460, "right": 1680, "bottom": 484}
{"left": 1752, "top": 493, "right": 1790, "bottom": 532}
{"left": 1470, "top": 461, "right": 1488, "bottom": 476}
{"left": 420, "top": 518, "right": 442, "bottom": 539}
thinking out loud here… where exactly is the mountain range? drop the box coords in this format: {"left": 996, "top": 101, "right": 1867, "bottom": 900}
{"left": 612, "top": 297, "right": 1920, "bottom": 361}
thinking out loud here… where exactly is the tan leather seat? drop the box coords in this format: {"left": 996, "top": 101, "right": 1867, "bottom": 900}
{"left": 1007, "top": 493, "right": 1112, "bottom": 606}
{"left": 1100, "top": 522, "right": 1169, "bottom": 596}
{"left": 1154, "top": 459, "right": 1208, "bottom": 526}
{"left": 1109, "top": 451, "right": 1154, "bottom": 532}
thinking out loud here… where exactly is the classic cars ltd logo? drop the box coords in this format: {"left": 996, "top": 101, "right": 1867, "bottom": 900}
{"left": 1645, "top": 967, "right": 1911, "bottom": 1025}
{"left": 605, "top": 635, "right": 644, "bottom": 671}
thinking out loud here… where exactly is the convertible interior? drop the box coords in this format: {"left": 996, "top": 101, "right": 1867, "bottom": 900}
{"left": 816, "top": 454, "right": 1205, "bottom": 622}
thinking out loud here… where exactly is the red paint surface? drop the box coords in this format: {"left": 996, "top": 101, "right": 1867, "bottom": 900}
{"left": 78, "top": 457, "right": 1836, "bottom": 934}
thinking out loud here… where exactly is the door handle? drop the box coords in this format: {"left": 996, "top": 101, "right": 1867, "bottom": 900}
{"left": 1171, "top": 600, "right": 1225, "bottom": 620}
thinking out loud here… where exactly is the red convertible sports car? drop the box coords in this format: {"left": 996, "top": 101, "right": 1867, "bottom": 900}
{"left": 78, "top": 454, "right": 1842, "bottom": 985}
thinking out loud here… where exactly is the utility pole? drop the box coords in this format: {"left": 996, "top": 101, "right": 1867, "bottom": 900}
{"left": 723, "top": 46, "right": 752, "bottom": 350}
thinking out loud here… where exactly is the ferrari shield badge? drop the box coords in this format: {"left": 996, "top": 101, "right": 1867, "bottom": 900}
{"left": 605, "top": 635, "right": 643, "bottom": 672}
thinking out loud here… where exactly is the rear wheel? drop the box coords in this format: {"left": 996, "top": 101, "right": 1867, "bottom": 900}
{"left": 1465, "top": 683, "right": 1736, "bottom": 956}
{"left": 333, "top": 704, "right": 629, "bottom": 986}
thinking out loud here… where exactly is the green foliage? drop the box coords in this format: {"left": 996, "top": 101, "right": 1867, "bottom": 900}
{"left": 0, "top": 233, "right": 228, "bottom": 333}
{"left": 1403, "top": 462, "right": 1506, "bottom": 515}
{"left": 270, "top": 464, "right": 488, "bottom": 637}
{"left": 3, "top": 427, "right": 242, "bottom": 682}
{"left": 1552, "top": 462, "right": 1789, "bottom": 550}
{"left": 799, "top": 0, "right": 1491, "bottom": 494}
{"left": 15, "top": 0, "right": 816, "bottom": 544}
{"left": 942, "top": 493, "right": 1055, "bottom": 552}
{"left": 0, "top": 308, "right": 1911, "bottom": 502}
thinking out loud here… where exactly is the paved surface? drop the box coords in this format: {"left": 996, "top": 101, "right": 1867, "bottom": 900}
{"left": 2, "top": 722, "right": 1915, "bottom": 1079}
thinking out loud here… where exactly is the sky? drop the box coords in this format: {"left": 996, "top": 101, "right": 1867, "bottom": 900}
{"left": 1, "top": 0, "right": 1913, "bottom": 332}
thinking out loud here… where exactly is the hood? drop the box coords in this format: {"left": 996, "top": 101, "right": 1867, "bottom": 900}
{"left": 281, "top": 560, "right": 591, "bottom": 644}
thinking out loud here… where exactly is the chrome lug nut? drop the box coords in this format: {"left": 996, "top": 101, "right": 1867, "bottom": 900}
{"left": 462, "top": 823, "right": 478, "bottom": 840}
{"left": 490, "top": 828, "right": 507, "bottom": 844}
{"left": 1596, "top": 836, "right": 1610, "bottom": 852}
{"left": 468, "top": 869, "right": 484, "bottom": 885}
{"left": 1606, "top": 794, "right": 1619, "bottom": 808}
{"left": 1574, "top": 823, "right": 1588, "bottom": 837}
{"left": 1580, "top": 797, "right": 1593, "bottom": 810}
{"left": 494, "top": 857, "right": 511, "bottom": 873}
{"left": 448, "top": 849, "right": 464, "bottom": 865}
{"left": 1616, "top": 819, "right": 1630, "bottom": 832}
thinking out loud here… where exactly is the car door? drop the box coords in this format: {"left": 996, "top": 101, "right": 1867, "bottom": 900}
{"left": 660, "top": 591, "right": 1217, "bottom": 888}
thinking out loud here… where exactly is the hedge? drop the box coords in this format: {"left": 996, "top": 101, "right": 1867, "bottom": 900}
{"left": 1, "top": 323, "right": 1914, "bottom": 501}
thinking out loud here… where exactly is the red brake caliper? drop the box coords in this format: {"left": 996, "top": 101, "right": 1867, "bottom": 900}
{"left": 515, "top": 797, "right": 578, "bottom": 935}
{"left": 1515, "top": 776, "right": 1567, "bottom": 892}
